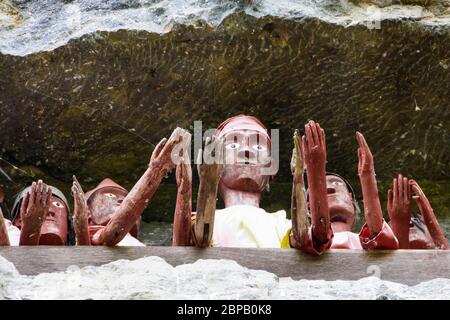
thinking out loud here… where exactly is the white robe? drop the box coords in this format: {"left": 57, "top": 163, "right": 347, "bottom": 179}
{"left": 211, "top": 205, "right": 292, "bottom": 248}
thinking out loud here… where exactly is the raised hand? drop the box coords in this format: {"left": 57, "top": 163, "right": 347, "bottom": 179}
{"left": 72, "top": 175, "right": 91, "bottom": 245}
{"left": 197, "top": 137, "right": 224, "bottom": 185}
{"left": 290, "top": 129, "right": 309, "bottom": 248}
{"left": 355, "top": 132, "right": 383, "bottom": 238}
{"left": 150, "top": 127, "right": 190, "bottom": 173}
{"left": 356, "top": 132, "right": 375, "bottom": 176}
{"left": 175, "top": 131, "right": 192, "bottom": 193}
{"left": 291, "top": 129, "right": 304, "bottom": 179}
{"left": 19, "top": 180, "right": 51, "bottom": 245}
{"left": 193, "top": 136, "right": 224, "bottom": 247}
{"left": 388, "top": 174, "right": 412, "bottom": 248}
{"left": 302, "top": 121, "right": 326, "bottom": 171}
{"left": 410, "top": 180, "right": 448, "bottom": 249}
{"left": 302, "top": 120, "right": 330, "bottom": 245}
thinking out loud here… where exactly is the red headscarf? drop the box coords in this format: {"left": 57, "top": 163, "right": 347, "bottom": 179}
{"left": 84, "top": 178, "right": 128, "bottom": 202}
{"left": 215, "top": 115, "right": 271, "bottom": 145}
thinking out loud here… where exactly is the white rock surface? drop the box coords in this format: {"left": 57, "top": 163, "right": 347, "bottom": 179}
{"left": 1, "top": 255, "right": 450, "bottom": 300}
{"left": 1, "top": 0, "right": 449, "bottom": 56}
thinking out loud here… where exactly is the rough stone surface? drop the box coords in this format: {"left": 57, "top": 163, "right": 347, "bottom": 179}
{"left": 1, "top": 255, "right": 450, "bottom": 299}
{"left": 0, "top": 0, "right": 448, "bottom": 221}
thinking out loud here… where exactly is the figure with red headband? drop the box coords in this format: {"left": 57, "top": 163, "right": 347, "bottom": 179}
{"left": 289, "top": 121, "right": 399, "bottom": 254}
{"left": 173, "top": 115, "right": 293, "bottom": 247}
{"left": 387, "top": 174, "right": 448, "bottom": 249}
{"left": 173, "top": 114, "right": 293, "bottom": 247}
{"left": 72, "top": 127, "right": 190, "bottom": 246}
{"left": 0, "top": 180, "right": 71, "bottom": 246}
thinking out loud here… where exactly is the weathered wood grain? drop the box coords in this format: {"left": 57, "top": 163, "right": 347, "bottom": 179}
{"left": 0, "top": 247, "right": 449, "bottom": 285}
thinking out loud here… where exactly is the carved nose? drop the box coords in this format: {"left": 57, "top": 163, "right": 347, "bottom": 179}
{"left": 327, "top": 187, "right": 336, "bottom": 194}
{"left": 237, "top": 149, "right": 255, "bottom": 163}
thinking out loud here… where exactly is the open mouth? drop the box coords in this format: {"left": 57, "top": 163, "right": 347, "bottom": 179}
{"left": 236, "top": 159, "right": 258, "bottom": 165}
{"left": 330, "top": 214, "right": 348, "bottom": 224}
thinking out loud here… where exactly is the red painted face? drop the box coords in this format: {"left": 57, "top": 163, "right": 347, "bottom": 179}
{"left": 219, "top": 129, "right": 272, "bottom": 193}
{"left": 39, "top": 195, "right": 68, "bottom": 245}
{"left": 326, "top": 175, "right": 355, "bottom": 231}
{"left": 88, "top": 186, "right": 128, "bottom": 226}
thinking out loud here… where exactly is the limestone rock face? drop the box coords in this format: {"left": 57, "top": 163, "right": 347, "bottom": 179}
{"left": 2, "top": 255, "right": 450, "bottom": 299}
{"left": 0, "top": 0, "right": 449, "bottom": 220}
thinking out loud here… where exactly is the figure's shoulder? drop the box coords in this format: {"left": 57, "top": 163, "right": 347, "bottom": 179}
{"left": 118, "top": 233, "right": 146, "bottom": 247}
{"left": 332, "top": 231, "right": 362, "bottom": 250}
{"left": 4, "top": 219, "right": 20, "bottom": 246}
{"left": 3, "top": 218, "right": 13, "bottom": 227}
{"left": 266, "top": 209, "right": 289, "bottom": 223}
{"left": 270, "top": 208, "right": 287, "bottom": 216}
{"left": 4, "top": 218, "right": 20, "bottom": 231}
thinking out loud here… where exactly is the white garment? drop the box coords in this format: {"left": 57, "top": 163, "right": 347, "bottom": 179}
{"left": 331, "top": 231, "right": 363, "bottom": 249}
{"left": 4, "top": 219, "right": 20, "bottom": 246}
{"left": 212, "top": 205, "right": 292, "bottom": 248}
{"left": 117, "top": 233, "right": 146, "bottom": 246}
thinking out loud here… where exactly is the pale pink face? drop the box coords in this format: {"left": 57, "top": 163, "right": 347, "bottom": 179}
{"left": 219, "top": 129, "right": 272, "bottom": 193}
{"left": 39, "top": 195, "right": 69, "bottom": 245}
{"left": 88, "top": 186, "right": 128, "bottom": 226}
{"left": 326, "top": 175, "right": 355, "bottom": 231}
{"left": 87, "top": 187, "right": 140, "bottom": 237}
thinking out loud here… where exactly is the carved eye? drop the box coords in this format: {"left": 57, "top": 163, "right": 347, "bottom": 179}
{"left": 332, "top": 181, "right": 343, "bottom": 186}
{"left": 253, "top": 144, "right": 266, "bottom": 151}
{"left": 226, "top": 143, "right": 240, "bottom": 150}
{"left": 53, "top": 201, "right": 64, "bottom": 208}
{"left": 105, "top": 193, "right": 117, "bottom": 198}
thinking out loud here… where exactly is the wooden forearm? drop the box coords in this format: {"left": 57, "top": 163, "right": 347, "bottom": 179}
{"left": 75, "top": 224, "right": 90, "bottom": 245}
{"left": 359, "top": 173, "right": 383, "bottom": 237}
{"left": 389, "top": 220, "right": 410, "bottom": 249}
{"left": 19, "top": 222, "right": 42, "bottom": 245}
{"left": 172, "top": 187, "right": 192, "bottom": 246}
{"left": 193, "top": 175, "right": 219, "bottom": 247}
{"left": 418, "top": 195, "right": 448, "bottom": 249}
{"left": 0, "top": 209, "right": 10, "bottom": 246}
{"left": 291, "top": 177, "right": 309, "bottom": 247}
{"left": 95, "top": 163, "right": 168, "bottom": 246}
{"left": 74, "top": 212, "right": 90, "bottom": 246}
{"left": 307, "top": 167, "right": 330, "bottom": 244}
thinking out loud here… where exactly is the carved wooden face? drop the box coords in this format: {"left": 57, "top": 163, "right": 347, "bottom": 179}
{"left": 39, "top": 195, "right": 69, "bottom": 245}
{"left": 87, "top": 186, "right": 140, "bottom": 237}
{"left": 88, "top": 186, "right": 128, "bottom": 226}
{"left": 14, "top": 194, "right": 69, "bottom": 245}
{"left": 326, "top": 175, "right": 356, "bottom": 231}
{"left": 219, "top": 129, "right": 272, "bottom": 194}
